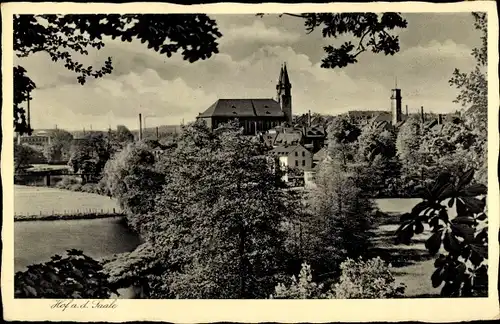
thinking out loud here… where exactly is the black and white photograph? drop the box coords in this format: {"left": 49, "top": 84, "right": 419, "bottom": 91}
{"left": 2, "top": 1, "right": 499, "bottom": 322}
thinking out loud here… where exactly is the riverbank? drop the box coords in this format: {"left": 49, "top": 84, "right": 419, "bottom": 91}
{"left": 15, "top": 212, "right": 124, "bottom": 222}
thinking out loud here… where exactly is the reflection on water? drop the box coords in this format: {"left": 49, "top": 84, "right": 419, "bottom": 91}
{"left": 15, "top": 217, "right": 140, "bottom": 272}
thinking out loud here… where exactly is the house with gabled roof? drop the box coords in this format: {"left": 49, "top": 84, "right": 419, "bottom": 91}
{"left": 270, "top": 144, "right": 313, "bottom": 184}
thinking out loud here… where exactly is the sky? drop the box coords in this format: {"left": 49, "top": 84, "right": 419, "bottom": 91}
{"left": 16, "top": 12, "right": 482, "bottom": 131}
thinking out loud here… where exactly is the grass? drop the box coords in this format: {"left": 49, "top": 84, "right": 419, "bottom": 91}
{"left": 14, "top": 185, "right": 121, "bottom": 218}
{"left": 372, "top": 198, "right": 438, "bottom": 298}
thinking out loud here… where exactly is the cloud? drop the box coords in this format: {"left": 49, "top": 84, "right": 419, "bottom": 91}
{"left": 29, "top": 69, "right": 217, "bottom": 130}
{"left": 21, "top": 20, "right": 476, "bottom": 130}
{"left": 219, "top": 20, "right": 301, "bottom": 46}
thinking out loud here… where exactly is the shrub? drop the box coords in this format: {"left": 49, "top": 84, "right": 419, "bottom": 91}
{"left": 272, "top": 263, "right": 323, "bottom": 299}
{"left": 272, "top": 258, "right": 405, "bottom": 299}
{"left": 55, "top": 176, "right": 81, "bottom": 188}
{"left": 328, "top": 257, "right": 405, "bottom": 299}
{"left": 15, "top": 249, "right": 116, "bottom": 298}
{"left": 70, "top": 183, "right": 82, "bottom": 192}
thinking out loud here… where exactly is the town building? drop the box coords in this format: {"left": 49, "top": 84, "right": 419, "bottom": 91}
{"left": 16, "top": 130, "right": 52, "bottom": 147}
{"left": 197, "top": 64, "right": 292, "bottom": 135}
{"left": 269, "top": 144, "right": 313, "bottom": 184}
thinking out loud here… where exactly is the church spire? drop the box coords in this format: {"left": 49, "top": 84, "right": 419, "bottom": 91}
{"left": 281, "top": 62, "right": 291, "bottom": 86}
{"left": 276, "top": 63, "right": 292, "bottom": 124}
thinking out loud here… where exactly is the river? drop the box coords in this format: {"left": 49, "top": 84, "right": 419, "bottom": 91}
{"left": 15, "top": 217, "right": 140, "bottom": 272}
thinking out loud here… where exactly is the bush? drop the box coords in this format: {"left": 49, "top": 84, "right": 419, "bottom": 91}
{"left": 272, "top": 258, "right": 405, "bottom": 299}
{"left": 15, "top": 249, "right": 116, "bottom": 298}
{"left": 55, "top": 176, "right": 81, "bottom": 188}
{"left": 329, "top": 257, "right": 405, "bottom": 299}
{"left": 272, "top": 263, "right": 323, "bottom": 299}
{"left": 70, "top": 183, "right": 82, "bottom": 192}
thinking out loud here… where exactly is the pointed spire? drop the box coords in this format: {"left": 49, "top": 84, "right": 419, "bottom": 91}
{"left": 281, "top": 62, "right": 290, "bottom": 86}
{"left": 395, "top": 76, "right": 398, "bottom": 89}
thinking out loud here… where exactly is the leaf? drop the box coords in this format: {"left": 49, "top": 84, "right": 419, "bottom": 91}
{"left": 410, "top": 201, "right": 429, "bottom": 217}
{"left": 431, "top": 172, "right": 452, "bottom": 198}
{"left": 414, "top": 221, "right": 424, "bottom": 234}
{"left": 451, "top": 223, "right": 475, "bottom": 242}
{"left": 448, "top": 197, "right": 455, "bottom": 208}
{"left": 431, "top": 267, "right": 444, "bottom": 288}
{"left": 452, "top": 216, "right": 475, "bottom": 225}
{"left": 443, "top": 231, "right": 461, "bottom": 254}
{"left": 457, "top": 169, "right": 475, "bottom": 189}
{"left": 425, "top": 231, "right": 443, "bottom": 255}
{"left": 460, "top": 183, "right": 487, "bottom": 197}
{"left": 461, "top": 197, "right": 486, "bottom": 213}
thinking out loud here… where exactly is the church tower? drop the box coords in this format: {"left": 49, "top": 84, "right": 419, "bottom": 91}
{"left": 391, "top": 79, "right": 402, "bottom": 125}
{"left": 276, "top": 63, "right": 292, "bottom": 124}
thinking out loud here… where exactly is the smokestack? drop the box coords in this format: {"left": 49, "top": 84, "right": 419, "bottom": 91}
{"left": 156, "top": 126, "right": 159, "bottom": 140}
{"left": 405, "top": 105, "right": 408, "bottom": 117}
{"left": 308, "top": 110, "right": 311, "bottom": 127}
{"left": 420, "top": 106, "right": 425, "bottom": 124}
{"left": 27, "top": 91, "right": 31, "bottom": 133}
{"left": 139, "top": 113, "right": 143, "bottom": 141}
{"left": 438, "top": 114, "right": 443, "bottom": 125}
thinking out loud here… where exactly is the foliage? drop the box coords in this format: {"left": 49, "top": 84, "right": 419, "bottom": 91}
{"left": 14, "top": 144, "right": 47, "bottom": 171}
{"left": 14, "top": 13, "right": 222, "bottom": 134}
{"left": 449, "top": 12, "right": 487, "bottom": 133}
{"left": 396, "top": 116, "right": 425, "bottom": 182}
{"left": 101, "top": 141, "right": 165, "bottom": 232}
{"left": 356, "top": 123, "right": 400, "bottom": 196}
{"left": 14, "top": 66, "right": 36, "bottom": 135}
{"left": 326, "top": 115, "right": 361, "bottom": 166}
{"left": 272, "top": 262, "right": 324, "bottom": 299}
{"left": 43, "top": 129, "right": 74, "bottom": 163}
{"left": 272, "top": 258, "right": 405, "bottom": 299}
{"left": 102, "top": 243, "right": 167, "bottom": 298}
{"left": 448, "top": 12, "right": 487, "bottom": 185}
{"left": 15, "top": 249, "right": 116, "bottom": 298}
{"left": 68, "top": 132, "right": 115, "bottom": 181}
{"left": 329, "top": 257, "right": 406, "bottom": 299}
{"left": 396, "top": 169, "right": 488, "bottom": 297}
{"left": 301, "top": 159, "right": 375, "bottom": 284}
{"left": 115, "top": 125, "right": 135, "bottom": 144}
{"left": 261, "top": 13, "right": 407, "bottom": 69}
{"left": 144, "top": 120, "right": 295, "bottom": 298}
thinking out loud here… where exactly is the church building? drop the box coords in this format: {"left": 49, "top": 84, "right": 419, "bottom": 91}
{"left": 197, "top": 63, "right": 293, "bottom": 135}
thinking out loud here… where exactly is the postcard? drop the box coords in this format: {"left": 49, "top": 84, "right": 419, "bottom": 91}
{"left": 2, "top": 1, "right": 499, "bottom": 322}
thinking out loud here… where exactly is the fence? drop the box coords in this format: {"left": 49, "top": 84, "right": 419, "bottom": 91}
{"left": 14, "top": 207, "right": 124, "bottom": 222}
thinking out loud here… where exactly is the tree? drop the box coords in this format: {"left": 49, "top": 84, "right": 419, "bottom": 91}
{"left": 301, "top": 159, "right": 375, "bottom": 284}
{"left": 14, "top": 144, "right": 46, "bottom": 171}
{"left": 101, "top": 141, "right": 165, "bottom": 233}
{"left": 357, "top": 123, "right": 400, "bottom": 197}
{"left": 260, "top": 13, "right": 408, "bottom": 69}
{"left": 115, "top": 125, "right": 135, "bottom": 144}
{"left": 396, "top": 169, "right": 488, "bottom": 297}
{"left": 15, "top": 249, "right": 116, "bottom": 298}
{"left": 14, "top": 14, "right": 223, "bottom": 134}
{"left": 144, "top": 120, "right": 294, "bottom": 298}
{"left": 326, "top": 115, "right": 361, "bottom": 167}
{"left": 42, "top": 129, "right": 74, "bottom": 163}
{"left": 448, "top": 12, "right": 487, "bottom": 184}
{"left": 68, "top": 132, "right": 114, "bottom": 179}
{"left": 396, "top": 116, "right": 426, "bottom": 191}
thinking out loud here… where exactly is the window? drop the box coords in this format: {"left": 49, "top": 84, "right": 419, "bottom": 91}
{"left": 302, "top": 160, "right": 306, "bottom": 167}
{"left": 295, "top": 152, "right": 298, "bottom": 156}
{"left": 302, "top": 151, "right": 305, "bottom": 157}
{"left": 295, "top": 160, "right": 298, "bottom": 167}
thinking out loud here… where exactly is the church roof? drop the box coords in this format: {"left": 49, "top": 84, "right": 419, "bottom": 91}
{"left": 198, "top": 99, "right": 284, "bottom": 118}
